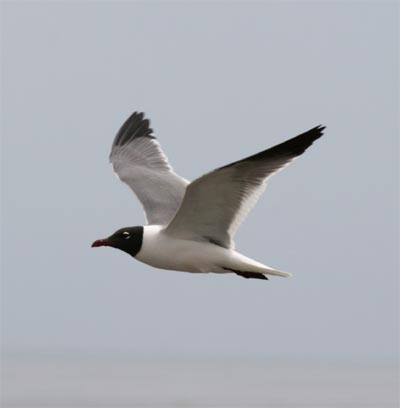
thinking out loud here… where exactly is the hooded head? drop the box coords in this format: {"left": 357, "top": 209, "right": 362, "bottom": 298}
{"left": 91, "top": 226, "right": 143, "bottom": 257}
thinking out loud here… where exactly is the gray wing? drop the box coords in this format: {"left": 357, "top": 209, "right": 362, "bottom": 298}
{"left": 165, "top": 126, "right": 325, "bottom": 248}
{"left": 110, "top": 112, "right": 189, "bottom": 225}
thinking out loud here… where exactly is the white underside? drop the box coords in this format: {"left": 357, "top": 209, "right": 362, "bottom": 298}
{"left": 135, "top": 226, "right": 291, "bottom": 277}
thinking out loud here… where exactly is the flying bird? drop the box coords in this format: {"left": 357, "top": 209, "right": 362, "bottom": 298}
{"left": 92, "top": 112, "right": 325, "bottom": 280}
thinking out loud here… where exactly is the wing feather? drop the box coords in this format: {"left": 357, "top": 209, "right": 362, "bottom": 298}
{"left": 110, "top": 112, "right": 188, "bottom": 225}
{"left": 165, "top": 125, "right": 325, "bottom": 248}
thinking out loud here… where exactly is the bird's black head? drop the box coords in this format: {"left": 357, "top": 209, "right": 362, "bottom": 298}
{"left": 91, "top": 226, "right": 143, "bottom": 257}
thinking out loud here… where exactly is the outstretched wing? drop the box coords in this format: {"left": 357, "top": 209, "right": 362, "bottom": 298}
{"left": 165, "top": 125, "right": 325, "bottom": 248}
{"left": 110, "top": 112, "right": 189, "bottom": 225}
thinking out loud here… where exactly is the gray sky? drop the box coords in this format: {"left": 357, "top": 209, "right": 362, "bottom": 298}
{"left": 1, "top": 2, "right": 398, "bottom": 361}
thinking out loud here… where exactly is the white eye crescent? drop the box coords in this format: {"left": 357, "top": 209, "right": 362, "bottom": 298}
{"left": 122, "top": 231, "right": 131, "bottom": 239}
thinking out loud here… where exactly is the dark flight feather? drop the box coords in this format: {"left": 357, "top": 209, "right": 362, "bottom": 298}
{"left": 221, "top": 125, "right": 325, "bottom": 170}
{"left": 113, "top": 111, "right": 155, "bottom": 147}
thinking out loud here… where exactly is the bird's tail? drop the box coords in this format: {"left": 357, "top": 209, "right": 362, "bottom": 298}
{"left": 257, "top": 266, "right": 292, "bottom": 277}
{"left": 225, "top": 252, "right": 292, "bottom": 278}
{"left": 243, "top": 263, "right": 292, "bottom": 278}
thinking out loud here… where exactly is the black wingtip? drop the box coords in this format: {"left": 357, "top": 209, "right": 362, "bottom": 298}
{"left": 220, "top": 124, "right": 326, "bottom": 169}
{"left": 264, "top": 124, "right": 326, "bottom": 158}
{"left": 312, "top": 124, "right": 326, "bottom": 136}
{"left": 301, "top": 124, "right": 326, "bottom": 140}
{"left": 113, "top": 111, "right": 155, "bottom": 146}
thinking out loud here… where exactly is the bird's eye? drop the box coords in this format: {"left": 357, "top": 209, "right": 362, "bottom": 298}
{"left": 122, "top": 231, "right": 131, "bottom": 239}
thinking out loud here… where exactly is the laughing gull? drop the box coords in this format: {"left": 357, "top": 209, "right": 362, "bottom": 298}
{"left": 92, "top": 112, "right": 325, "bottom": 280}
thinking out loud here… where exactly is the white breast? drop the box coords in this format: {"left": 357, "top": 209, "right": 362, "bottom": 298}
{"left": 136, "top": 225, "right": 231, "bottom": 273}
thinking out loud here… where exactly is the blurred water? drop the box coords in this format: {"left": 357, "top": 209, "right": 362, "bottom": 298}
{"left": 1, "top": 356, "right": 398, "bottom": 407}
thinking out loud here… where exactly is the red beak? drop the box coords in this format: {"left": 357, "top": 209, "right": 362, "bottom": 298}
{"left": 91, "top": 238, "right": 112, "bottom": 248}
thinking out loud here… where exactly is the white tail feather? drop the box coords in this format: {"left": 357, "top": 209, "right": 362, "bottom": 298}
{"left": 259, "top": 267, "right": 292, "bottom": 278}
{"left": 224, "top": 251, "right": 292, "bottom": 278}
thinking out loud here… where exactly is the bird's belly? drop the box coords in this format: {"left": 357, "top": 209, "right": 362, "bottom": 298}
{"left": 137, "top": 241, "right": 212, "bottom": 272}
{"left": 136, "top": 228, "right": 226, "bottom": 273}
